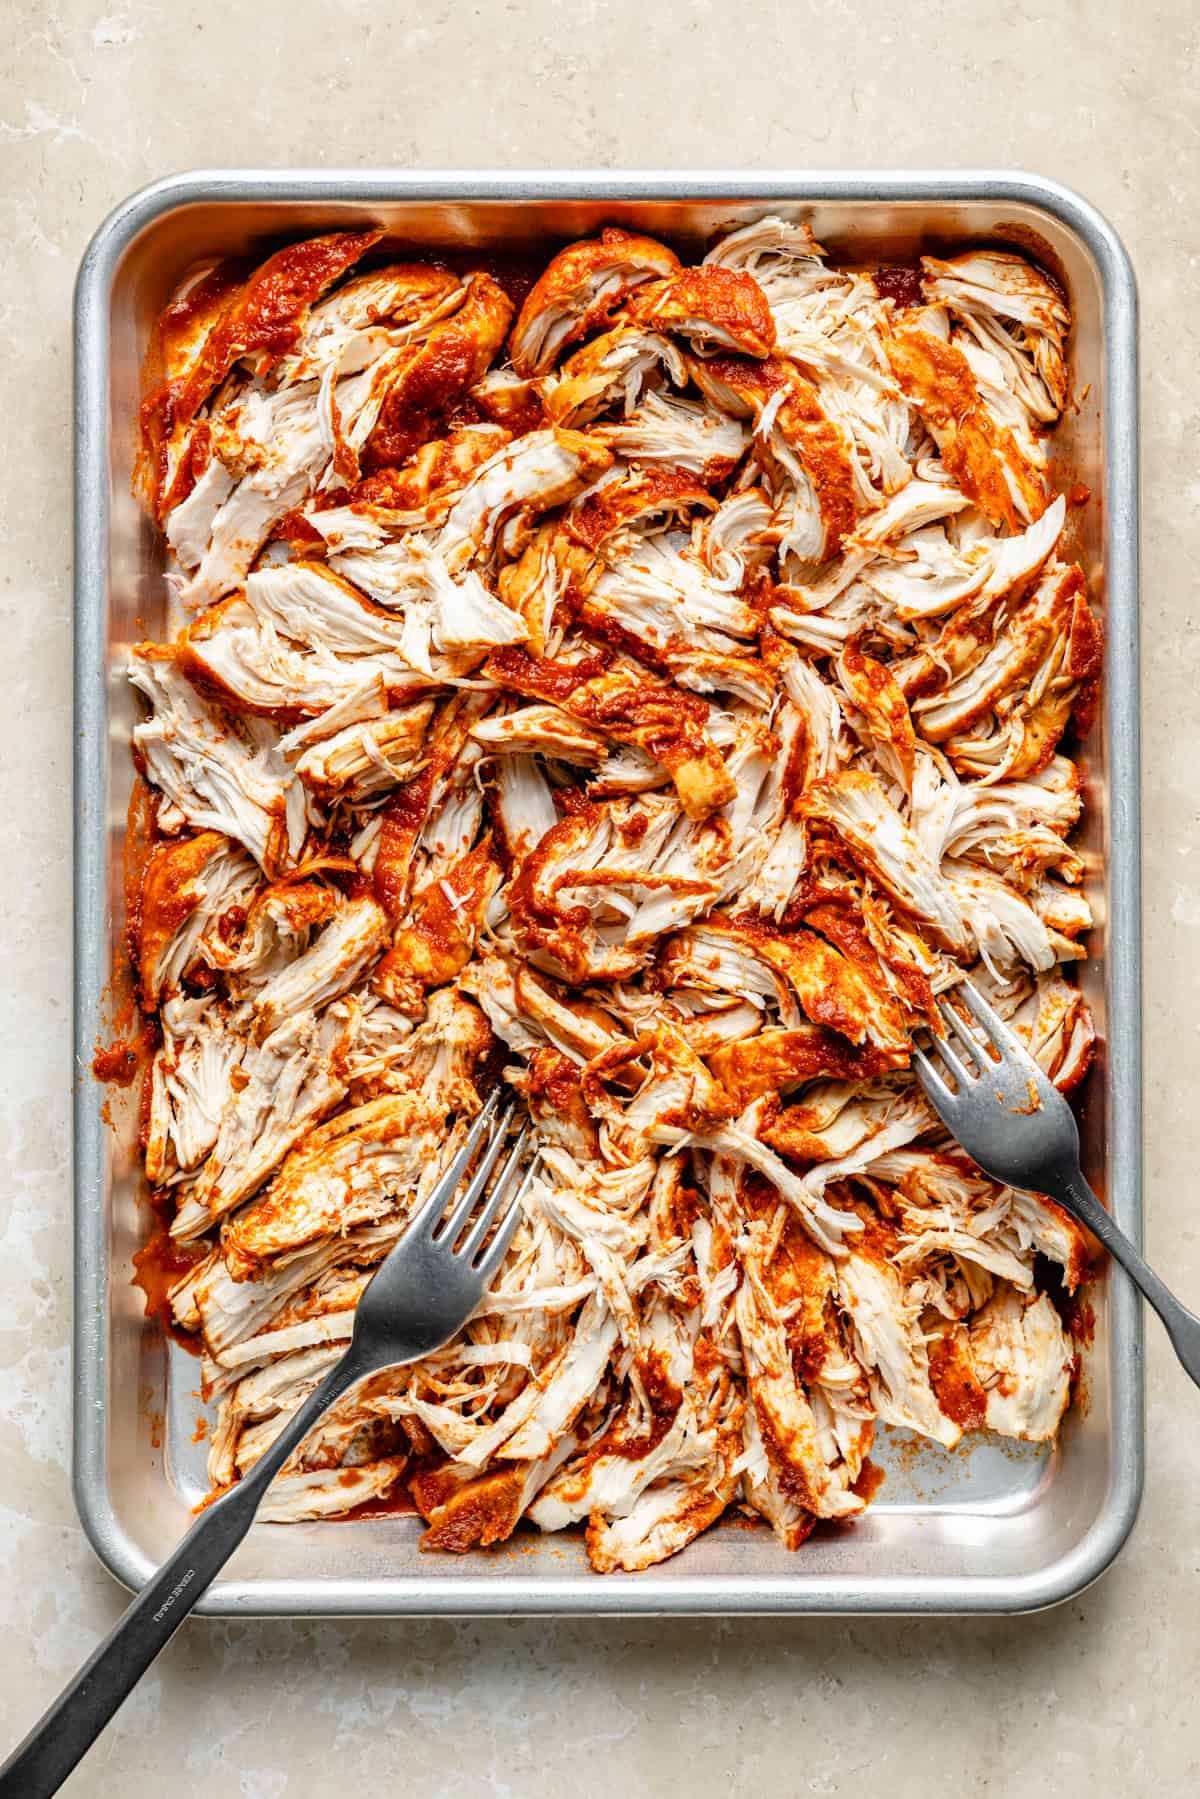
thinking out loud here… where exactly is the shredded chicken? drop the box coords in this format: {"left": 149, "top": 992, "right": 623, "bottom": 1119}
{"left": 128, "top": 220, "right": 1098, "bottom": 1570}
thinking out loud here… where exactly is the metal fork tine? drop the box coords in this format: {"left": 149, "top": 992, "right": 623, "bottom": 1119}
{"left": 435, "top": 1106, "right": 522, "bottom": 1245}
{"left": 936, "top": 996, "right": 988, "bottom": 1073}
{"left": 408, "top": 1090, "right": 505, "bottom": 1237}
{"left": 926, "top": 1019, "right": 972, "bottom": 1089}
{"left": 912, "top": 1043, "right": 954, "bottom": 1100}
{"left": 473, "top": 1158, "right": 540, "bottom": 1276}
{"left": 455, "top": 1128, "right": 532, "bottom": 1259}
{"left": 959, "top": 977, "right": 1026, "bottom": 1060}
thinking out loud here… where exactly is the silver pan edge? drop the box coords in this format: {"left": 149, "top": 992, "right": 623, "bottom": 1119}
{"left": 73, "top": 171, "right": 1142, "bottom": 1616}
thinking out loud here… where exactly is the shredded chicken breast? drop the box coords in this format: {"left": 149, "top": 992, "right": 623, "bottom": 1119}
{"left": 128, "top": 220, "right": 1095, "bottom": 1561}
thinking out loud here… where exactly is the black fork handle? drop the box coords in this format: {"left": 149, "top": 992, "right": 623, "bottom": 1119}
{"left": 0, "top": 1350, "right": 370, "bottom": 1799}
{"left": 1053, "top": 1167, "right": 1200, "bottom": 1388}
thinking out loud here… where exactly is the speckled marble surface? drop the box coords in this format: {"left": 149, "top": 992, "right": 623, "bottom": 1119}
{"left": 2, "top": 1, "right": 1197, "bottom": 1793}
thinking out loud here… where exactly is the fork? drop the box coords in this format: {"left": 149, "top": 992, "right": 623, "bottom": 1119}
{"left": 914, "top": 977, "right": 1200, "bottom": 1388}
{"left": 0, "top": 1090, "right": 533, "bottom": 1799}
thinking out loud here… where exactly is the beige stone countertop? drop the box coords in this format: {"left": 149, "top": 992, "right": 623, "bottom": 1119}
{"left": 2, "top": 1, "right": 1196, "bottom": 1793}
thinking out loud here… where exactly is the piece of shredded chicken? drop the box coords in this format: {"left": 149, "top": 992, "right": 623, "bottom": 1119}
{"left": 127, "top": 218, "right": 1098, "bottom": 1567}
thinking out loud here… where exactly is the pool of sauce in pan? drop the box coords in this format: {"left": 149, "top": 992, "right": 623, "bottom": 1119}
{"left": 871, "top": 264, "right": 925, "bottom": 308}
{"left": 132, "top": 1225, "right": 207, "bottom": 1356}
{"left": 330, "top": 1487, "right": 420, "bottom": 1523}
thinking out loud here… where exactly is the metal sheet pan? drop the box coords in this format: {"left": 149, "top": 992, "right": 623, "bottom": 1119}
{"left": 73, "top": 171, "right": 1142, "bottom": 1615}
